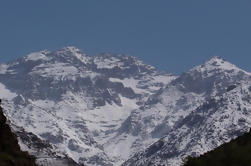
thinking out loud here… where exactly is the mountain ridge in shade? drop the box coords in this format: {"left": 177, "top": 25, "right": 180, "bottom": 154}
{"left": 0, "top": 99, "right": 37, "bottom": 166}
{"left": 184, "top": 129, "right": 251, "bottom": 166}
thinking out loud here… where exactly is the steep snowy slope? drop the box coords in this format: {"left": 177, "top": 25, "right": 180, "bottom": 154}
{"left": 122, "top": 57, "right": 251, "bottom": 166}
{"left": 0, "top": 47, "right": 175, "bottom": 165}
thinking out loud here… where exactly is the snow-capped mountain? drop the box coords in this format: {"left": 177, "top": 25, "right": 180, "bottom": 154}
{"left": 0, "top": 47, "right": 175, "bottom": 165}
{"left": 122, "top": 57, "right": 251, "bottom": 166}
{"left": 0, "top": 47, "right": 250, "bottom": 166}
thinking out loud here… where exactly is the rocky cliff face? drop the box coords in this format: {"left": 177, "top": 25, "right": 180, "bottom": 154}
{"left": 0, "top": 48, "right": 250, "bottom": 166}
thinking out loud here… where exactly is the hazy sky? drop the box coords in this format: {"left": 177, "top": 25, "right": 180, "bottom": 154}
{"left": 0, "top": 0, "right": 250, "bottom": 74}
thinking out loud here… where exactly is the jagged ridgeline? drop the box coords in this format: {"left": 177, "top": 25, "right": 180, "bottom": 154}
{"left": 0, "top": 99, "right": 37, "bottom": 166}
{"left": 184, "top": 129, "right": 251, "bottom": 166}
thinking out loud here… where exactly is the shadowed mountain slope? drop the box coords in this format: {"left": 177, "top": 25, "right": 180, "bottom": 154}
{"left": 0, "top": 99, "right": 37, "bottom": 166}
{"left": 184, "top": 129, "right": 251, "bottom": 166}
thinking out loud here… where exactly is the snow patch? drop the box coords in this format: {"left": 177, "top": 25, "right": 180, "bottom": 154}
{"left": 26, "top": 51, "right": 51, "bottom": 61}
{"left": 30, "top": 62, "right": 79, "bottom": 79}
{"left": 94, "top": 56, "right": 124, "bottom": 69}
{"left": 0, "top": 83, "right": 17, "bottom": 99}
{"left": 0, "top": 64, "right": 9, "bottom": 74}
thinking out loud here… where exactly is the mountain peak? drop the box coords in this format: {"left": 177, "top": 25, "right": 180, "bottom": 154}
{"left": 190, "top": 56, "right": 247, "bottom": 75}
{"left": 47, "top": 46, "right": 92, "bottom": 65}
{"left": 58, "top": 46, "right": 82, "bottom": 53}
{"left": 205, "top": 56, "right": 227, "bottom": 66}
{"left": 208, "top": 56, "right": 223, "bottom": 61}
{"left": 54, "top": 46, "right": 86, "bottom": 57}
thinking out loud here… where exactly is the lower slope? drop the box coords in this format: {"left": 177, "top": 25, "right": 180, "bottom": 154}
{"left": 0, "top": 99, "right": 37, "bottom": 166}
{"left": 184, "top": 129, "right": 251, "bottom": 166}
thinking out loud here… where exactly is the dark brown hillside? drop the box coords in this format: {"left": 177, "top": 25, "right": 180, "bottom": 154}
{"left": 184, "top": 129, "right": 251, "bottom": 166}
{"left": 0, "top": 99, "right": 37, "bottom": 166}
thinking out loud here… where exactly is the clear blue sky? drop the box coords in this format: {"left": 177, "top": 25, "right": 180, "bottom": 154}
{"left": 0, "top": 0, "right": 250, "bottom": 74}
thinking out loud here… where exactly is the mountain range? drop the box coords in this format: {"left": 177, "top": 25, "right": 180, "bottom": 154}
{"left": 0, "top": 47, "right": 250, "bottom": 166}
